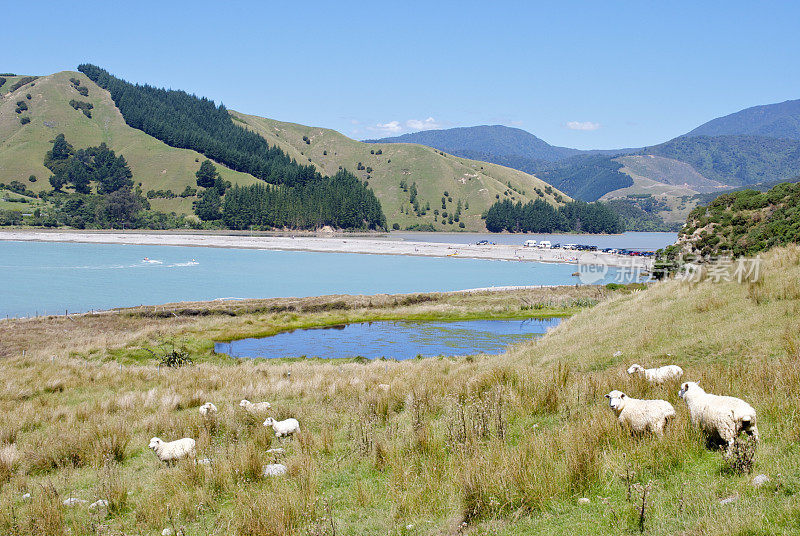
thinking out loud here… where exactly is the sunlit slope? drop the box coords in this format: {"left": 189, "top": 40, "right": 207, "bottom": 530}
{"left": 233, "top": 112, "right": 571, "bottom": 231}
{"left": 0, "top": 71, "right": 260, "bottom": 214}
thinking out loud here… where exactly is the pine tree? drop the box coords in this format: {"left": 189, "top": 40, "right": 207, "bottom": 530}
{"left": 195, "top": 160, "right": 219, "bottom": 188}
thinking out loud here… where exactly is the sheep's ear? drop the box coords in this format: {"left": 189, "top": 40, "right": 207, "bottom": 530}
{"left": 604, "top": 394, "right": 610, "bottom": 398}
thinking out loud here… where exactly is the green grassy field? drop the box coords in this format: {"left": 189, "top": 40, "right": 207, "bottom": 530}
{"left": 0, "top": 191, "right": 44, "bottom": 212}
{"left": 0, "top": 71, "right": 260, "bottom": 215}
{"left": 0, "top": 247, "right": 798, "bottom": 535}
{"left": 233, "top": 113, "right": 571, "bottom": 231}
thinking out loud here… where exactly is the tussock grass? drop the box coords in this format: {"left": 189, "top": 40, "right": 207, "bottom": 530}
{"left": 0, "top": 252, "right": 799, "bottom": 534}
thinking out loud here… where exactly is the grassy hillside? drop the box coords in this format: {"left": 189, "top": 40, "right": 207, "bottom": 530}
{"left": 0, "top": 247, "right": 799, "bottom": 534}
{"left": 614, "top": 155, "right": 730, "bottom": 195}
{"left": 0, "top": 71, "right": 260, "bottom": 215}
{"left": 0, "top": 75, "right": 39, "bottom": 96}
{"left": 233, "top": 113, "right": 570, "bottom": 231}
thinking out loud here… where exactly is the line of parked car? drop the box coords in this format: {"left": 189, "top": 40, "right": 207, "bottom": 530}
{"left": 518, "top": 240, "right": 655, "bottom": 256}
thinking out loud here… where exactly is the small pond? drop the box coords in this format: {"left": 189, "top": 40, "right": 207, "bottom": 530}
{"left": 215, "top": 317, "right": 562, "bottom": 360}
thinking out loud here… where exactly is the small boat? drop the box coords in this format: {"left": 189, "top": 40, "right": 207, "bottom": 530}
{"left": 142, "top": 257, "right": 163, "bottom": 264}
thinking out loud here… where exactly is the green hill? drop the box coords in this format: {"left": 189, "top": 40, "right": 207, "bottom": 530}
{"left": 1, "top": 70, "right": 569, "bottom": 231}
{"left": 232, "top": 113, "right": 570, "bottom": 231}
{"left": 0, "top": 71, "right": 262, "bottom": 215}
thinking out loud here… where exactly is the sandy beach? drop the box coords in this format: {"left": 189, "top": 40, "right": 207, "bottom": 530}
{"left": 0, "top": 230, "right": 653, "bottom": 270}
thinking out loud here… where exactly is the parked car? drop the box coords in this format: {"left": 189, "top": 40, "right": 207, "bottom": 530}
{"left": 523, "top": 239, "right": 537, "bottom": 247}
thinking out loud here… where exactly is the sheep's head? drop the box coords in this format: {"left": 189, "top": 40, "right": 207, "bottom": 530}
{"left": 263, "top": 417, "right": 274, "bottom": 427}
{"left": 627, "top": 364, "right": 644, "bottom": 374}
{"left": 679, "top": 381, "right": 701, "bottom": 399}
{"left": 605, "top": 390, "right": 627, "bottom": 412}
{"left": 148, "top": 437, "right": 162, "bottom": 451}
{"left": 239, "top": 400, "right": 251, "bottom": 408}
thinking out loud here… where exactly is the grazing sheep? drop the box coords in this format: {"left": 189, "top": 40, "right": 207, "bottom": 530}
{"left": 627, "top": 363, "right": 683, "bottom": 384}
{"left": 148, "top": 437, "right": 196, "bottom": 464}
{"left": 239, "top": 399, "right": 271, "bottom": 413}
{"left": 88, "top": 499, "right": 109, "bottom": 512}
{"left": 199, "top": 402, "right": 218, "bottom": 416}
{"left": 263, "top": 463, "right": 288, "bottom": 476}
{"left": 605, "top": 390, "right": 676, "bottom": 438}
{"left": 263, "top": 417, "right": 300, "bottom": 438}
{"left": 678, "top": 381, "right": 759, "bottom": 454}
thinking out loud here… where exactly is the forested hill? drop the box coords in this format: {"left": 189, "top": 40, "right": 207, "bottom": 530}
{"left": 643, "top": 135, "right": 800, "bottom": 187}
{"left": 666, "top": 181, "right": 800, "bottom": 260}
{"left": 366, "top": 125, "right": 582, "bottom": 162}
{"left": 78, "top": 64, "right": 319, "bottom": 186}
{"left": 77, "top": 64, "right": 386, "bottom": 231}
{"left": 684, "top": 99, "right": 800, "bottom": 140}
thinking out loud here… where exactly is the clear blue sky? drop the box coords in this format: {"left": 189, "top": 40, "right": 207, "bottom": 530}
{"left": 6, "top": 1, "right": 800, "bottom": 149}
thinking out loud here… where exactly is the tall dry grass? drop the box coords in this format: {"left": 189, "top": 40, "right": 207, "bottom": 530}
{"left": 0, "top": 249, "right": 798, "bottom": 534}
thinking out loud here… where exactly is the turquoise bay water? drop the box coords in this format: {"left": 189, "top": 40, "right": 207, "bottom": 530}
{"left": 216, "top": 318, "right": 562, "bottom": 360}
{"left": 0, "top": 241, "right": 622, "bottom": 318}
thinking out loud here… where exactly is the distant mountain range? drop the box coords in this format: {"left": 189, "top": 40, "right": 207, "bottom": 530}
{"left": 685, "top": 99, "right": 800, "bottom": 139}
{"left": 368, "top": 99, "right": 800, "bottom": 202}
{"left": 366, "top": 125, "right": 582, "bottom": 162}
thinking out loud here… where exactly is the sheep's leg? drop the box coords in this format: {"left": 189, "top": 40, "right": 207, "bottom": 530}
{"left": 724, "top": 438, "right": 735, "bottom": 458}
{"left": 653, "top": 422, "right": 665, "bottom": 439}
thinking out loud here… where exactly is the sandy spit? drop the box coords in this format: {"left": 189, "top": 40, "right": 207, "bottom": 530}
{"left": 0, "top": 230, "right": 652, "bottom": 269}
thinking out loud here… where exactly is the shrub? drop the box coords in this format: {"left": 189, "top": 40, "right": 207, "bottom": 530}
{"left": 392, "top": 222, "right": 400, "bottom": 230}
{"left": 9, "top": 76, "right": 37, "bottom": 92}
{"left": 180, "top": 185, "right": 198, "bottom": 197}
{"left": 76, "top": 86, "right": 89, "bottom": 96}
{"left": 19, "top": 116, "right": 30, "bottom": 125}
{"left": 28, "top": 175, "right": 36, "bottom": 183}
{"left": 26, "top": 93, "right": 31, "bottom": 100}
{"left": 69, "top": 99, "right": 93, "bottom": 118}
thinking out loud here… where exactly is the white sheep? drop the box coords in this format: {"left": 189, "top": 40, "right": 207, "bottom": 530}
{"left": 627, "top": 363, "right": 684, "bottom": 384}
{"left": 148, "top": 437, "right": 196, "bottom": 464}
{"left": 199, "top": 402, "right": 218, "bottom": 416}
{"left": 605, "top": 390, "right": 676, "bottom": 438}
{"left": 678, "top": 382, "right": 759, "bottom": 454}
{"left": 239, "top": 399, "right": 272, "bottom": 413}
{"left": 263, "top": 417, "right": 300, "bottom": 438}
